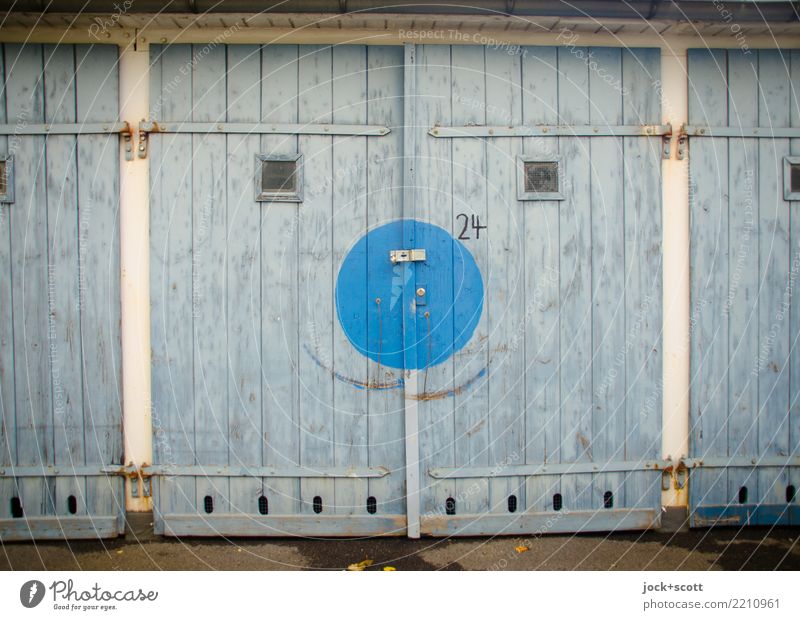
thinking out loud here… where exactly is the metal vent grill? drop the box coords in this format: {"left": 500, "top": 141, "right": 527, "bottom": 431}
{"left": 524, "top": 161, "right": 559, "bottom": 194}
{"left": 261, "top": 159, "right": 297, "bottom": 193}
{"left": 792, "top": 163, "right": 800, "bottom": 194}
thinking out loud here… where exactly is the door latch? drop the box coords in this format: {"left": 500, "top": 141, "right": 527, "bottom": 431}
{"left": 389, "top": 249, "right": 426, "bottom": 264}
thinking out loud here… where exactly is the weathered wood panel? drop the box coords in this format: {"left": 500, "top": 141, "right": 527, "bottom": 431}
{"left": 150, "top": 44, "right": 196, "bottom": 528}
{"left": 225, "top": 44, "right": 263, "bottom": 517}
{"left": 415, "top": 44, "right": 456, "bottom": 519}
{"left": 365, "top": 46, "right": 406, "bottom": 517}
{"left": 7, "top": 43, "right": 53, "bottom": 523}
{"left": 44, "top": 44, "right": 85, "bottom": 520}
{"left": 150, "top": 44, "right": 407, "bottom": 534}
{"left": 451, "top": 45, "right": 490, "bottom": 516}
{"left": 688, "top": 49, "right": 800, "bottom": 526}
{"left": 191, "top": 43, "right": 228, "bottom": 517}
{"left": 0, "top": 44, "right": 122, "bottom": 540}
{"left": 622, "top": 48, "right": 662, "bottom": 516}
{"left": 414, "top": 44, "right": 663, "bottom": 534}
{"left": 521, "top": 46, "right": 561, "bottom": 514}
{"left": 260, "top": 44, "right": 301, "bottom": 516}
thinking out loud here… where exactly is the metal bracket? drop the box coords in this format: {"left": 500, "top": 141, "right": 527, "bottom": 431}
{"left": 677, "top": 131, "right": 688, "bottom": 161}
{"left": 674, "top": 462, "right": 688, "bottom": 489}
{"left": 662, "top": 133, "right": 671, "bottom": 160}
{"left": 390, "top": 248, "right": 426, "bottom": 264}
{"left": 129, "top": 468, "right": 153, "bottom": 498}
{"left": 137, "top": 119, "right": 150, "bottom": 160}
{"left": 428, "top": 123, "right": 673, "bottom": 138}
{"left": 122, "top": 122, "right": 134, "bottom": 162}
{"left": 428, "top": 459, "right": 672, "bottom": 479}
{"left": 681, "top": 455, "right": 800, "bottom": 469}
{"left": 661, "top": 465, "right": 673, "bottom": 491}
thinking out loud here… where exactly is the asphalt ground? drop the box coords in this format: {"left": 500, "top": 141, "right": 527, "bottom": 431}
{"left": 2, "top": 514, "right": 798, "bottom": 571}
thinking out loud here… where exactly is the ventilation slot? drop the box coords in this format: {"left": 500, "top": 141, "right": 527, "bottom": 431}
{"left": 313, "top": 496, "right": 323, "bottom": 514}
{"left": 67, "top": 495, "right": 77, "bottom": 515}
{"left": 553, "top": 493, "right": 563, "bottom": 512}
{"left": 787, "top": 485, "right": 796, "bottom": 503}
{"left": 11, "top": 497, "right": 23, "bottom": 519}
{"left": 524, "top": 161, "right": 559, "bottom": 193}
{"left": 603, "top": 491, "right": 614, "bottom": 509}
{"left": 256, "top": 154, "right": 302, "bottom": 202}
{"left": 792, "top": 163, "right": 800, "bottom": 194}
{"left": 203, "top": 495, "right": 214, "bottom": 514}
{"left": 507, "top": 495, "right": 518, "bottom": 513}
{"left": 738, "top": 486, "right": 748, "bottom": 504}
{"left": 366, "top": 496, "right": 377, "bottom": 514}
{"left": 445, "top": 497, "right": 456, "bottom": 516}
{"left": 0, "top": 160, "right": 6, "bottom": 196}
{"left": 258, "top": 495, "right": 269, "bottom": 515}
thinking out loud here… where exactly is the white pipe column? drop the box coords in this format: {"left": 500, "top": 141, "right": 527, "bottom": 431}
{"left": 119, "top": 43, "right": 152, "bottom": 511}
{"left": 661, "top": 46, "right": 690, "bottom": 507}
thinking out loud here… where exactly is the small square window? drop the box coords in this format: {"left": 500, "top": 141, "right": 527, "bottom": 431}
{"left": 255, "top": 153, "right": 303, "bottom": 202}
{"left": 517, "top": 155, "right": 564, "bottom": 201}
{"left": 785, "top": 156, "right": 800, "bottom": 201}
{"left": 0, "top": 156, "right": 13, "bottom": 203}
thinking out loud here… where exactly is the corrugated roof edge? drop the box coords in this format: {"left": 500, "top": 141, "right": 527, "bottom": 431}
{"left": 0, "top": 0, "right": 797, "bottom": 23}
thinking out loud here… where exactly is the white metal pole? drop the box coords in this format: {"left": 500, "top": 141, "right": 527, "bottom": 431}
{"left": 661, "top": 46, "right": 690, "bottom": 507}
{"left": 119, "top": 43, "right": 152, "bottom": 511}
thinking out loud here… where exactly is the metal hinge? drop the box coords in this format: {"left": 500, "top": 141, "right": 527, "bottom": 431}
{"left": 137, "top": 119, "right": 154, "bottom": 160}
{"left": 389, "top": 249, "right": 426, "bottom": 264}
{"left": 676, "top": 128, "right": 689, "bottom": 161}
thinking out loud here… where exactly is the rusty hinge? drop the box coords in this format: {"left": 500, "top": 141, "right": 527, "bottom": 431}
{"left": 677, "top": 125, "right": 689, "bottom": 161}
{"left": 128, "top": 463, "right": 152, "bottom": 498}
{"left": 390, "top": 249, "right": 426, "bottom": 264}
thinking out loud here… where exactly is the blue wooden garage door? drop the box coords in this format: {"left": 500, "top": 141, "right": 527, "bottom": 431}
{"left": 411, "top": 45, "right": 665, "bottom": 536}
{"left": 0, "top": 44, "right": 123, "bottom": 541}
{"left": 148, "top": 44, "right": 408, "bottom": 536}
{"left": 688, "top": 49, "right": 800, "bottom": 527}
{"left": 149, "top": 42, "right": 665, "bottom": 538}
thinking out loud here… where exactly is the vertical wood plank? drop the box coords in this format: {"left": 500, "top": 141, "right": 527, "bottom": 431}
{"left": 726, "top": 49, "right": 760, "bottom": 510}
{"left": 688, "top": 48, "right": 729, "bottom": 518}
{"left": 557, "top": 45, "right": 593, "bottom": 514}
{"left": 589, "top": 47, "right": 627, "bottom": 513}
{"left": 332, "top": 45, "right": 369, "bottom": 515}
{"left": 0, "top": 44, "right": 16, "bottom": 520}
{"left": 75, "top": 44, "right": 123, "bottom": 529}
{"left": 788, "top": 50, "right": 800, "bottom": 525}
{"left": 149, "top": 44, "right": 195, "bottom": 525}
{"left": 7, "top": 43, "right": 52, "bottom": 520}
{"left": 366, "top": 46, "right": 406, "bottom": 518}
{"left": 622, "top": 47, "right": 662, "bottom": 516}
{"left": 191, "top": 44, "right": 228, "bottom": 517}
{"left": 225, "top": 44, "right": 263, "bottom": 516}
{"left": 485, "top": 47, "right": 526, "bottom": 517}
{"left": 450, "top": 45, "right": 490, "bottom": 516}
{"left": 44, "top": 44, "right": 86, "bottom": 518}
{"left": 297, "top": 44, "right": 335, "bottom": 515}
{"left": 414, "top": 44, "right": 455, "bottom": 518}
{"left": 260, "top": 44, "right": 301, "bottom": 517}
{"left": 756, "top": 50, "right": 791, "bottom": 519}
{"left": 790, "top": 50, "right": 800, "bottom": 524}
{"left": 521, "top": 46, "right": 561, "bottom": 513}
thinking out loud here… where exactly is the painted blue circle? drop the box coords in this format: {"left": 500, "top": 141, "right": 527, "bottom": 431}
{"left": 335, "top": 219, "right": 484, "bottom": 370}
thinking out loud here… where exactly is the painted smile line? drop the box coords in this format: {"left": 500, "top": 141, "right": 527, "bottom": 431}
{"left": 303, "top": 343, "right": 488, "bottom": 399}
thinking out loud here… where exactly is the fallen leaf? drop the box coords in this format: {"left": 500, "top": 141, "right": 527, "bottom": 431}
{"left": 383, "top": 566, "right": 396, "bottom": 571}
{"left": 116, "top": 550, "right": 124, "bottom": 555}
{"left": 346, "top": 559, "right": 374, "bottom": 571}
{"left": 515, "top": 546, "right": 529, "bottom": 554}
